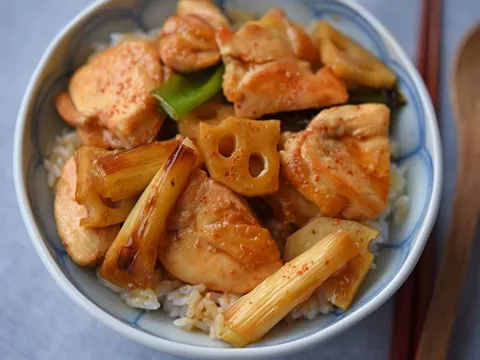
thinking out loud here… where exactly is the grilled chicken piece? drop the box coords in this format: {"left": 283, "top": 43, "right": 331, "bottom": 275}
{"left": 216, "top": 9, "right": 348, "bottom": 118}
{"left": 217, "top": 8, "right": 318, "bottom": 64}
{"left": 58, "top": 40, "right": 165, "bottom": 149}
{"left": 223, "top": 60, "right": 348, "bottom": 119}
{"left": 56, "top": 93, "right": 123, "bottom": 149}
{"left": 158, "top": 0, "right": 229, "bottom": 72}
{"left": 280, "top": 104, "right": 390, "bottom": 220}
{"left": 160, "top": 169, "right": 282, "bottom": 294}
{"left": 265, "top": 176, "right": 319, "bottom": 228}
{"left": 262, "top": 177, "right": 319, "bottom": 249}
{"left": 76, "top": 127, "right": 124, "bottom": 149}
{"left": 54, "top": 157, "right": 120, "bottom": 266}
{"left": 177, "top": 0, "right": 229, "bottom": 29}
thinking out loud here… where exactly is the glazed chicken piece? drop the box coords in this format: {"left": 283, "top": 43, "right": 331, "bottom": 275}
{"left": 54, "top": 157, "right": 120, "bottom": 266}
{"left": 222, "top": 60, "right": 347, "bottom": 119}
{"left": 158, "top": 0, "right": 229, "bottom": 72}
{"left": 280, "top": 104, "right": 391, "bottom": 220}
{"left": 55, "top": 93, "right": 123, "bottom": 149}
{"left": 217, "top": 8, "right": 318, "bottom": 64}
{"left": 265, "top": 176, "right": 320, "bottom": 228}
{"left": 216, "top": 8, "right": 348, "bottom": 118}
{"left": 56, "top": 40, "right": 165, "bottom": 149}
{"left": 177, "top": 0, "right": 229, "bottom": 29}
{"left": 262, "top": 177, "right": 320, "bottom": 249}
{"left": 160, "top": 170, "right": 283, "bottom": 294}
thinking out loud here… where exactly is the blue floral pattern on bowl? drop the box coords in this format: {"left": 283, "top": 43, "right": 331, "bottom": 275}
{"left": 15, "top": 0, "right": 442, "bottom": 357}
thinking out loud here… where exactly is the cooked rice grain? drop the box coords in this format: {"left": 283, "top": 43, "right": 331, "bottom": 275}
{"left": 44, "top": 129, "right": 81, "bottom": 189}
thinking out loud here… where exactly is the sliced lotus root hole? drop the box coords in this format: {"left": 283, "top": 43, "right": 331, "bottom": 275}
{"left": 248, "top": 153, "right": 266, "bottom": 178}
{"left": 198, "top": 117, "right": 280, "bottom": 196}
{"left": 218, "top": 134, "right": 236, "bottom": 158}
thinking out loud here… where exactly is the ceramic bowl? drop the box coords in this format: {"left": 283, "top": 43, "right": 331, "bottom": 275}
{"left": 14, "top": 0, "right": 442, "bottom": 358}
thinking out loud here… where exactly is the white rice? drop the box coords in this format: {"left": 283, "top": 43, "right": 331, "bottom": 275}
{"left": 46, "top": 30, "right": 411, "bottom": 339}
{"left": 289, "top": 288, "right": 333, "bottom": 320}
{"left": 43, "top": 129, "right": 82, "bottom": 189}
{"left": 98, "top": 272, "right": 237, "bottom": 338}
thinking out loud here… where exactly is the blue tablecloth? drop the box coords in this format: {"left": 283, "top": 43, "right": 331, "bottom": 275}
{"left": 1, "top": 1, "right": 479, "bottom": 359}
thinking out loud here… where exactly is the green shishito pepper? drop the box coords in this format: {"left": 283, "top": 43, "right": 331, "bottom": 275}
{"left": 151, "top": 65, "right": 224, "bottom": 121}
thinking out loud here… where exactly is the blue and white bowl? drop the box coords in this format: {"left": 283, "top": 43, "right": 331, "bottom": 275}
{"left": 13, "top": 0, "right": 442, "bottom": 358}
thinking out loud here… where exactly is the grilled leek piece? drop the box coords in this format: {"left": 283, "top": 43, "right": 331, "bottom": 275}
{"left": 99, "top": 138, "right": 198, "bottom": 288}
{"left": 313, "top": 20, "right": 396, "bottom": 89}
{"left": 284, "top": 216, "right": 379, "bottom": 309}
{"left": 75, "top": 146, "right": 136, "bottom": 227}
{"left": 91, "top": 138, "right": 181, "bottom": 201}
{"left": 221, "top": 230, "right": 359, "bottom": 347}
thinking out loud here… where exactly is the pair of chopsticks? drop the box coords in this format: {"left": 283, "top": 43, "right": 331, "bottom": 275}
{"left": 390, "top": 0, "right": 442, "bottom": 360}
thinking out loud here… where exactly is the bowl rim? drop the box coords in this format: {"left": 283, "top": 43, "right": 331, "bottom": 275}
{"left": 13, "top": 0, "right": 443, "bottom": 358}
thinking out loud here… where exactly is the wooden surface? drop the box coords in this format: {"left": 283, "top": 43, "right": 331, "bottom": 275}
{"left": 416, "top": 22, "right": 480, "bottom": 360}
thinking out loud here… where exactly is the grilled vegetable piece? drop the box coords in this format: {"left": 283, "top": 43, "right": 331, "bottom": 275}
{"left": 313, "top": 20, "right": 397, "bottom": 89}
{"left": 178, "top": 102, "right": 234, "bottom": 140}
{"left": 91, "top": 138, "right": 181, "bottom": 201}
{"left": 54, "top": 157, "right": 120, "bottom": 266}
{"left": 221, "top": 230, "right": 359, "bottom": 347}
{"left": 160, "top": 169, "right": 283, "bottom": 294}
{"left": 75, "top": 146, "right": 136, "bottom": 227}
{"left": 100, "top": 139, "right": 198, "bottom": 288}
{"left": 284, "top": 216, "right": 379, "bottom": 309}
{"left": 151, "top": 65, "right": 224, "bottom": 121}
{"left": 280, "top": 104, "right": 390, "bottom": 220}
{"left": 198, "top": 116, "right": 281, "bottom": 196}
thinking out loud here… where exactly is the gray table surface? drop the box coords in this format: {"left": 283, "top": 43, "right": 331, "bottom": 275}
{"left": 1, "top": 0, "right": 479, "bottom": 359}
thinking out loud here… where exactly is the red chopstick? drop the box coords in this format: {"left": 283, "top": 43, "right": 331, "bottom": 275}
{"left": 412, "top": 0, "right": 442, "bottom": 353}
{"left": 390, "top": 0, "right": 442, "bottom": 359}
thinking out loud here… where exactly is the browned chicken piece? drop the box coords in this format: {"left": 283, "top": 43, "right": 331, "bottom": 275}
{"left": 58, "top": 40, "right": 165, "bottom": 149}
{"left": 224, "top": 60, "right": 348, "bottom": 119}
{"left": 216, "top": 9, "right": 348, "bottom": 118}
{"left": 280, "top": 104, "right": 391, "bottom": 220}
{"left": 158, "top": 0, "right": 229, "bottom": 72}
{"left": 54, "top": 157, "right": 120, "bottom": 266}
{"left": 177, "top": 0, "right": 229, "bottom": 29}
{"left": 263, "top": 177, "right": 319, "bottom": 250}
{"left": 217, "top": 8, "right": 318, "bottom": 64}
{"left": 160, "top": 169, "right": 283, "bottom": 294}
{"left": 76, "top": 127, "right": 124, "bottom": 149}
{"left": 265, "top": 176, "right": 320, "bottom": 228}
{"left": 159, "top": 15, "right": 220, "bottom": 73}
{"left": 56, "top": 92, "right": 124, "bottom": 149}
